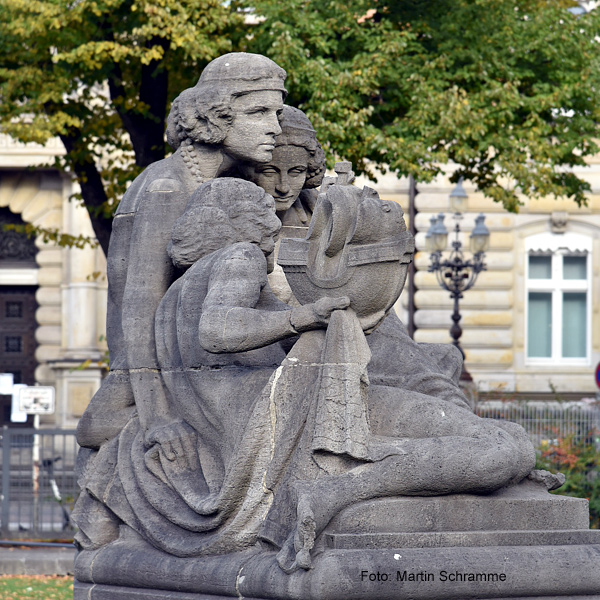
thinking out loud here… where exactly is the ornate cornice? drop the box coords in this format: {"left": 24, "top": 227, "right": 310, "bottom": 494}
{"left": 0, "top": 208, "right": 38, "bottom": 263}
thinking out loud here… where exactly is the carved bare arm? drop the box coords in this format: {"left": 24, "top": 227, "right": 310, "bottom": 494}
{"left": 198, "top": 244, "right": 349, "bottom": 354}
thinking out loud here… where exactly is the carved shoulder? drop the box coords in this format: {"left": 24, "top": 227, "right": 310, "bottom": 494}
{"left": 213, "top": 243, "right": 267, "bottom": 283}
{"left": 116, "top": 157, "right": 186, "bottom": 215}
{"left": 202, "top": 243, "right": 267, "bottom": 309}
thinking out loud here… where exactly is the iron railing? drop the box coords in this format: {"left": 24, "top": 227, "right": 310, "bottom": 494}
{"left": 0, "top": 427, "right": 78, "bottom": 540}
{"left": 0, "top": 401, "right": 598, "bottom": 540}
{"left": 476, "top": 400, "right": 600, "bottom": 449}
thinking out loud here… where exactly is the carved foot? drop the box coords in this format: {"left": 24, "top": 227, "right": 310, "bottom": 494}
{"left": 527, "top": 469, "right": 565, "bottom": 491}
{"left": 276, "top": 491, "right": 316, "bottom": 573}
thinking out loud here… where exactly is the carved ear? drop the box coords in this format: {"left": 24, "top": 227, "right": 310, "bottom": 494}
{"left": 304, "top": 144, "right": 326, "bottom": 189}
{"left": 190, "top": 116, "right": 213, "bottom": 144}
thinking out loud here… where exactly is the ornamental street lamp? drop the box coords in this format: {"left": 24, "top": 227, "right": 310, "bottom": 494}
{"left": 426, "top": 178, "right": 490, "bottom": 381}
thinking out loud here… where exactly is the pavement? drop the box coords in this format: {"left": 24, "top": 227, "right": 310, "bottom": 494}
{"left": 0, "top": 545, "right": 75, "bottom": 575}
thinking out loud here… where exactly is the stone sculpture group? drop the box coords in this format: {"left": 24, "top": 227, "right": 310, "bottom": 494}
{"left": 73, "top": 53, "right": 600, "bottom": 600}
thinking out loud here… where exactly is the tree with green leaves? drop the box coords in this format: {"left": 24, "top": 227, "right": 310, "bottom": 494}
{"left": 1, "top": 0, "right": 599, "bottom": 256}
{"left": 0, "top": 0, "right": 242, "bottom": 254}
{"left": 242, "top": 0, "right": 600, "bottom": 211}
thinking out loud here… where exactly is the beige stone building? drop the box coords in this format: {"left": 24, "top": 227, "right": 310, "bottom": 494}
{"left": 362, "top": 159, "right": 600, "bottom": 400}
{"left": 0, "top": 135, "right": 107, "bottom": 428}
{"left": 1, "top": 135, "right": 598, "bottom": 428}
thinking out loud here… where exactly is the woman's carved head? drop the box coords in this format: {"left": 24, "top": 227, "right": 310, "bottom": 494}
{"left": 274, "top": 106, "right": 326, "bottom": 189}
{"left": 243, "top": 106, "right": 326, "bottom": 212}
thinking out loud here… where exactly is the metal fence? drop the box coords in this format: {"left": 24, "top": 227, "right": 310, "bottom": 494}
{"left": 0, "top": 402, "right": 598, "bottom": 540}
{"left": 0, "top": 427, "right": 79, "bottom": 540}
{"left": 475, "top": 400, "right": 600, "bottom": 449}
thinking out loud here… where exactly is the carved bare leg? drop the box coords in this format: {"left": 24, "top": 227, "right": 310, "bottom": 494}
{"left": 276, "top": 418, "right": 535, "bottom": 573}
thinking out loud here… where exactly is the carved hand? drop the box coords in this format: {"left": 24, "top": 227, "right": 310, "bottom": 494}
{"left": 145, "top": 420, "right": 198, "bottom": 470}
{"left": 290, "top": 296, "right": 350, "bottom": 332}
{"left": 145, "top": 420, "right": 211, "bottom": 513}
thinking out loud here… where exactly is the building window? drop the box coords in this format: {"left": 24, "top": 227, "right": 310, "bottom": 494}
{"left": 0, "top": 286, "right": 38, "bottom": 387}
{"left": 5, "top": 336, "right": 22, "bottom": 353}
{"left": 5, "top": 301, "right": 22, "bottom": 318}
{"left": 525, "top": 232, "right": 592, "bottom": 364}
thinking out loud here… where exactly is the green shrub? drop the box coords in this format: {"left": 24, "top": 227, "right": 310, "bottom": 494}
{"left": 536, "top": 432, "right": 600, "bottom": 529}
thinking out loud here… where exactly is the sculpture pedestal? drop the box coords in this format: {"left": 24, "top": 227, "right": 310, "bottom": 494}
{"left": 74, "top": 481, "right": 600, "bottom": 600}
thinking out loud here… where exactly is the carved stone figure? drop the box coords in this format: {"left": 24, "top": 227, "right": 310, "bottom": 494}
{"left": 74, "top": 51, "right": 286, "bottom": 549}
{"left": 73, "top": 53, "right": 600, "bottom": 600}
{"left": 77, "top": 178, "right": 349, "bottom": 555}
{"left": 77, "top": 173, "right": 535, "bottom": 568}
{"left": 77, "top": 52, "right": 286, "bottom": 447}
{"left": 243, "top": 105, "right": 325, "bottom": 228}
{"left": 241, "top": 105, "right": 325, "bottom": 305}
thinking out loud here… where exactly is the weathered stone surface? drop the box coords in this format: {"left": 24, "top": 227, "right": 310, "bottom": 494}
{"left": 74, "top": 536, "right": 600, "bottom": 599}
{"left": 74, "top": 585, "right": 239, "bottom": 600}
{"left": 326, "top": 529, "right": 600, "bottom": 550}
{"left": 325, "top": 480, "right": 590, "bottom": 535}
{"left": 74, "top": 587, "right": 600, "bottom": 600}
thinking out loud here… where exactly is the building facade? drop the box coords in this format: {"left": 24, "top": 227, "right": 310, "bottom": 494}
{"left": 363, "top": 158, "right": 600, "bottom": 400}
{"left": 0, "top": 135, "right": 107, "bottom": 428}
{"left": 1, "top": 135, "right": 599, "bottom": 428}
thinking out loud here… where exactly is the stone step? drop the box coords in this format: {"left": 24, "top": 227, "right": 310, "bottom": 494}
{"left": 74, "top": 542, "right": 600, "bottom": 600}
{"left": 325, "top": 481, "right": 590, "bottom": 534}
{"left": 325, "top": 528, "right": 600, "bottom": 549}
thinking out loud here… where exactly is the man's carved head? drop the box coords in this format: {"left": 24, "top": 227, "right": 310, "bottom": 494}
{"left": 168, "top": 178, "right": 281, "bottom": 269}
{"left": 167, "top": 53, "right": 287, "bottom": 150}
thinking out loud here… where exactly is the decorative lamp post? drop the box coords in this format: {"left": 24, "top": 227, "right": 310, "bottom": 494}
{"left": 426, "top": 179, "right": 490, "bottom": 381}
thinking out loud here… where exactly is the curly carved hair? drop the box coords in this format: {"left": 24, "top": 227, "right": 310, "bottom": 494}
{"left": 166, "top": 87, "right": 234, "bottom": 149}
{"left": 166, "top": 53, "right": 287, "bottom": 150}
{"left": 167, "top": 178, "right": 281, "bottom": 269}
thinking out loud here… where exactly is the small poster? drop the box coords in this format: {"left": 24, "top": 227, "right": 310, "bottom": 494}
{"left": 18, "top": 386, "right": 55, "bottom": 415}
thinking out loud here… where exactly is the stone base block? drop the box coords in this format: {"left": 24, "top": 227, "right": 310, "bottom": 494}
{"left": 325, "top": 479, "right": 590, "bottom": 535}
{"left": 73, "top": 584, "right": 252, "bottom": 600}
{"left": 326, "top": 528, "right": 600, "bottom": 549}
{"left": 74, "top": 583, "right": 600, "bottom": 600}
{"left": 74, "top": 483, "right": 600, "bottom": 600}
{"left": 75, "top": 586, "right": 600, "bottom": 600}
{"left": 74, "top": 541, "right": 600, "bottom": 599}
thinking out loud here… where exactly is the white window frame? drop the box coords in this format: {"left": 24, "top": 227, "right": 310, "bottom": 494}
{"left": 525, "top": 232, "right": 592, "bottom": 366}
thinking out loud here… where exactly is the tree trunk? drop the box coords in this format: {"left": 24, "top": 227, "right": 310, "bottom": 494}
{"left": 60, "top": 134, "right": 113, "bottom": 257}
{"left": 108, "top": 38, "right": 170, "bottom": 168}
